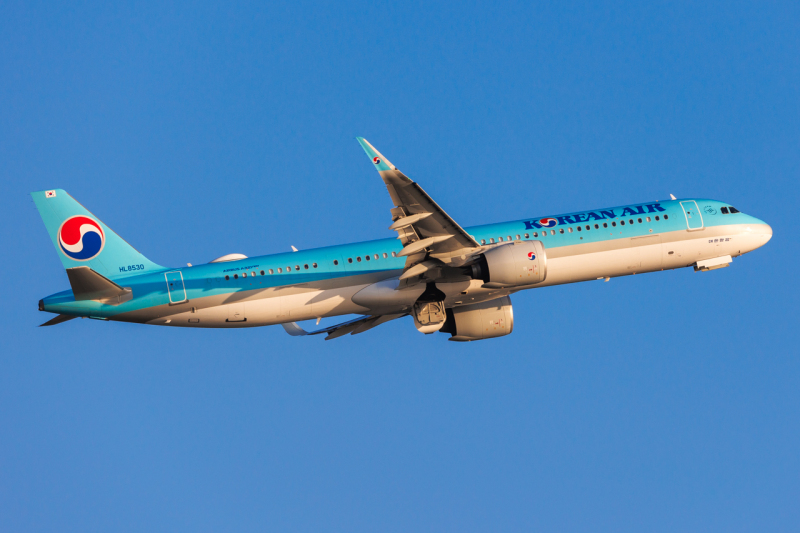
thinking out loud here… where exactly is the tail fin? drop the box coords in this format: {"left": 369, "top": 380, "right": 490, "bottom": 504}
{"left": 31, "top": 189, "right": 163, "bottom": 278}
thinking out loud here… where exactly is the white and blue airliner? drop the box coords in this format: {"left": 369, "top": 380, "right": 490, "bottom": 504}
{"left": 33, "top": 138, "right": 772, "bottom": 341}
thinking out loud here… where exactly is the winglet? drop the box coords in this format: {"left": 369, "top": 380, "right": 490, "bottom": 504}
{"left": 356, "top": 137, "right": 396, "bottom": 171}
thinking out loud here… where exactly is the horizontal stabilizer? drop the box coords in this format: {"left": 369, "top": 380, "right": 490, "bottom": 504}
{"left": 39, "top": 314, "right": 78, "bottom": 327}
{"left": 66, "top": 266, "right": 132, "bottom": 305}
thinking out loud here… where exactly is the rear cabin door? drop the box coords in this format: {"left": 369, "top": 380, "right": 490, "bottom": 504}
{"left": 680, "top": 201, "right": 704, "bottom": 230}
{"left": 165, "top": 271, "right": 187, "bottom": 304}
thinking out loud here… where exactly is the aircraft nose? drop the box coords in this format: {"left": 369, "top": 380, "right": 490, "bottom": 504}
{"left": 744, "top": 222, "right": 772, "bottom": 251}
{"left": 762, "top": 223, "right": 773, "bottom": 242}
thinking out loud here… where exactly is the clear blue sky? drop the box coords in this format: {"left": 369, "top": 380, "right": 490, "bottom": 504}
{"left": 2, "top": 1, "right": 798, "bottom": 531}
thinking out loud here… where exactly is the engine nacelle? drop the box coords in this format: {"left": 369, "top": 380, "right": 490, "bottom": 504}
{"left": 441, "top": 296, "right": 514, "bottom": 341}
{"left": 471, "top": 241, "right": 546, "bottom": 288}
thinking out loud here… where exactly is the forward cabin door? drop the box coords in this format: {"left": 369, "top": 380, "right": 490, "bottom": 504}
{"left": 165, "top": 271, "right": 187, "bottom": 304}
{"left": 680, "top": 201, "right": 704, "bottom": 230}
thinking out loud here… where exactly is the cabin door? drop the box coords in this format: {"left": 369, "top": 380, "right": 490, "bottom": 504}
{"left": 680, "top": 201, "right": 704, "bottom": 230}
{"left": 165, "top": 271, "right": 187, "bottom": 304}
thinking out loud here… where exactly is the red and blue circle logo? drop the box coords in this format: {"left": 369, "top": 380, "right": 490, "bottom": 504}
{"left": 58, "top": 216, "right": 105, "bottom": 261}
{"left": 539, "top": 217, "right": 557, "bottom": 228}
{"left": 527, "top": 251, "right": 537, "bottom": 261}
{"left": 373, "top": 156, "right": 381, "bottom": 165}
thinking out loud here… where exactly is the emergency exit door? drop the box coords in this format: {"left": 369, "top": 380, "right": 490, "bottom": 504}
{"left": 680, "top": 200, "right": 704, "bottom": 230}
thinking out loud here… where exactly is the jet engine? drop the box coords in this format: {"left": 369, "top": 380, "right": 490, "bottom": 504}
{"left": 440, "top": 296, "right": 514, "bottom": 341}
{"left": 470, "top": 241, "right": 547, "bottom": 288}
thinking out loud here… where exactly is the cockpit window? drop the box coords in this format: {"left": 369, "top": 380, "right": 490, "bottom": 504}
{"left": 721, "top": 207, "right": 729, "bottom": 214}
{"left": 729, "top": 206, "right": 740, "bottom": 213}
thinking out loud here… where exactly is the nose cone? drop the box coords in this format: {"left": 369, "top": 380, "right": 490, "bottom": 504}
{"left": 761, "top": 223, "right": 773, "bottom": 243}
{"left": 742, "top": 221, "right": 772, "bottom": 253}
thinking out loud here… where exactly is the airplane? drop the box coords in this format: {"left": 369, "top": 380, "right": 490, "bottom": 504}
{"left": 32, "top": 138, "right": 772, "bottom": 341}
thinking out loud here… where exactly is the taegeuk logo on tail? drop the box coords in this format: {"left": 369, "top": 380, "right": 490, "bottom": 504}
{"left": 58, "top": 216, "right": 105, "bottom": 261}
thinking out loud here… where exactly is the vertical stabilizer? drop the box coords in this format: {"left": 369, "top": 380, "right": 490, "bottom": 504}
{"left": 31, "top": 189, "right": 163, "bottom": 278}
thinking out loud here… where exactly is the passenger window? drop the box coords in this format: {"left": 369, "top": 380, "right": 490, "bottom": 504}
{"left": 251, "top": 272, "right": 256, "bottom": 277}
{"left": 516, "top": 234, "right": 520, "bottom": 240}
{"left": 498, "top": 237, "right": 503, "bottom": 242}
{"left": 508, "top": 236, "right": 512, "bottom": 241}
{"left": 365, "top": 255, "right": 370, "bottom": 261}
{"left": 585, "top": 225, "right": 590, "bottom": 231}
{"left": 577, "top": 226, "right": 582, "bottom": 231}
{"left": 225, "top": 275, "right": 230, "bottom": 280}
{"left": 392, "top": 251, "right": 397, "bottom": 257}
{"left": 295, "top": 265, "right": 300, "bottom": 271}
{"left": 481, "top": 239, "right": 486, "bottom": 245}
{"left": 489, "top": 238, "right": 495, "bottom": 244}
{"left": 382, "top": 253, "right": 387, "bottom": 258}
{"left": 612, "top": 222, "right": 617, "bottom": 227}
{"left": 524, "top": 233, "right": 530, "bottom": 239}
{"left": 559, "top": 228, "right": 564, "bottom": 234}
{"left": 277, "top": 268, "right": 282, "bottom": 273}
{"left": 269, "top": 269, "right": 274, "bottom": 274}
{"left": 721, "top": 207, "right": 729, "bottom": 214}
{"left": 304, "top": 264, "right": 309, "bottom": 269}
{"left": 333, "top": 260, "right": 339, "bottom": 266}
{"left": 374, "top": 254, "right": 379, "bottom": 259}
{"left": 287, "top": 266, "right": 291, "bottom": 272}
{"left": 356, "top": 257, "right": 361, "bottom": 262}
{"left": 655, "top": 216, "right": 660, "bottom": 221}
{"left": 664, "top": 214, "right": 669, "bottom": 219}
{"left": 729, "top": 207, "right": 740, "bottom": 213}
{"left": 348, "top": 258, "right": 353, "bottom": 263}
{"left": 550, "top": 230, "right": 555, "bottom": 235}
{"left": 620, "top": 220, "right": 625, "bottom": 225}
{"left": 234, "top": 274, "right": 238, "bottom": 279}
{"left": 242, "top": 272, "right": 247, "bottom": 278}
{"left": 603, "top": 223, "right": 608, "bottom": 228}
{"left": 567, "top": 228, "right": 572, "bottom": 233}
{"left": 638, "top": 218, "right": 642, "bottom": 223}
{"left": 313, "top": 263, "right": 318, "bottom": 268}
{"left": 260, "top": 270, "right": 265, "bottom": 276}
{"left": 646, "top": 217, "right": 651, "bottom": 222}
{"left": 629, "top": 219, "right": 634, "bottom": 225}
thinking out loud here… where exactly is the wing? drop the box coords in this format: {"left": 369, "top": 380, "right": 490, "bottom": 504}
{"left": 281, "top": 314, "right": 406, "bottom": 340}
{"left": 356, "top": 138, "right": 480, "bottom": 268}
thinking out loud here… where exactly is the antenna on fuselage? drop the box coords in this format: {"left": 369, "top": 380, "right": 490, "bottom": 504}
{"left": 291, "top": 246, "right": 298, "bottom": 252}
{"left": 670, "top": 194, "right": 676, "bottom": 200}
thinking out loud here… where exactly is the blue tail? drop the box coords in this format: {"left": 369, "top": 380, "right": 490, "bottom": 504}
{"left": 31, "top": 189, "right": 163, "bottom": 278}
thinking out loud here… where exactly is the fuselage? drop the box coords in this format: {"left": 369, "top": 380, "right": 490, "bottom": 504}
{"left": 40, "top": 198, "right": 772, "bottom": 328}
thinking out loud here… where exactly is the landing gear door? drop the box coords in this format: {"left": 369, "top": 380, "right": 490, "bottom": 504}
{"left": 680, "top": 200, "right": 704, "bottom": 231}
{"left": 165, "top": 271, "right": 187, "bottom": 304}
